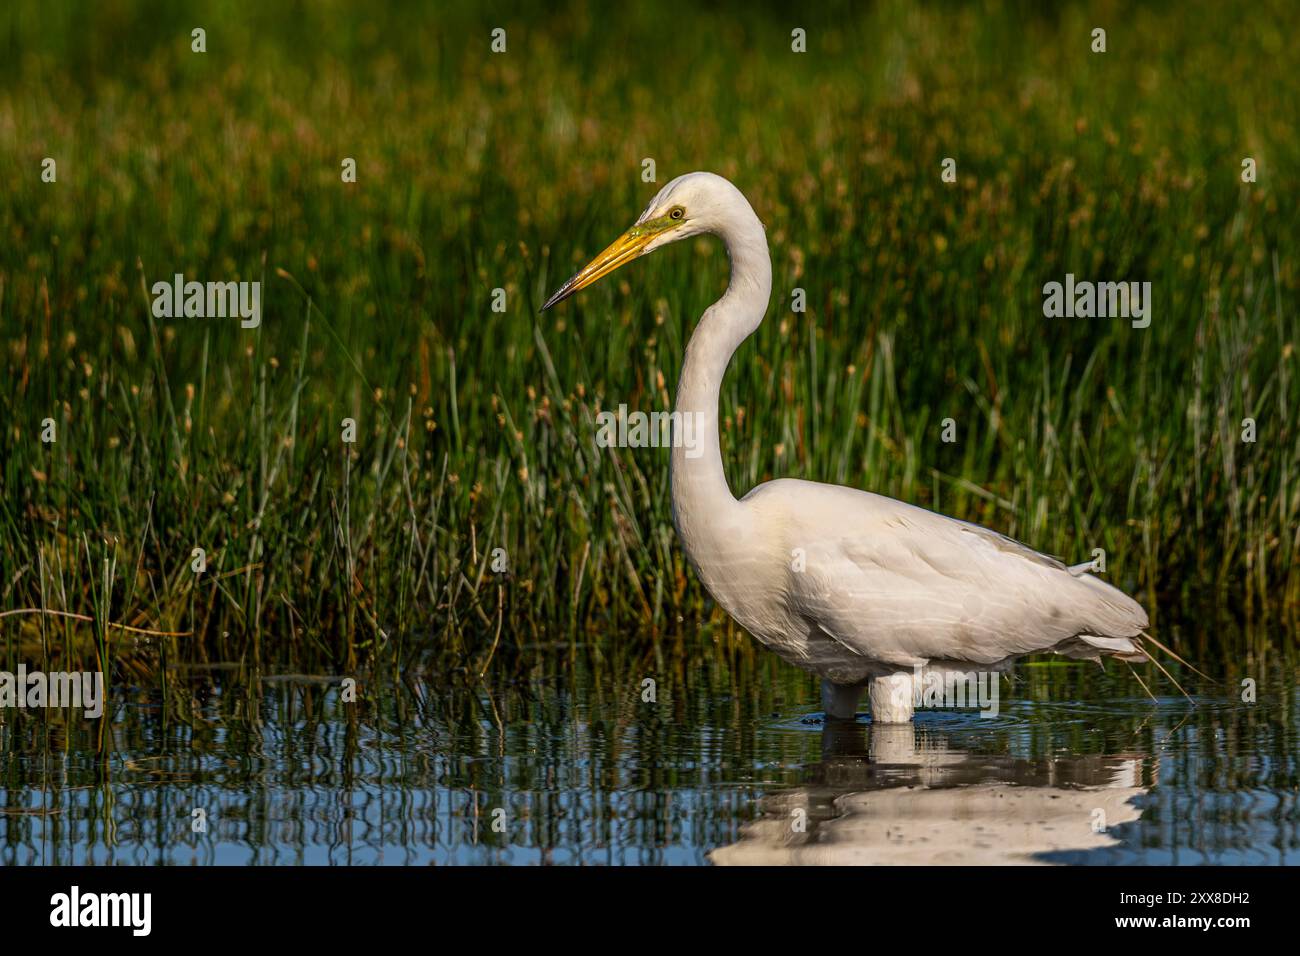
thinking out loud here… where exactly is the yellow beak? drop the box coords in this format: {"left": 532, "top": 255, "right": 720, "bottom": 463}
{"left": 542, "top": 214, "right": 678, "bottom": 310}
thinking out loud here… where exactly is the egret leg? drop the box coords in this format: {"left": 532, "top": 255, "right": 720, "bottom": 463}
{"left": 820, "top": 679, "right": 864, "bottom": 720}
{"left": 868, "top": 672, "right": 917, "bottom": 723}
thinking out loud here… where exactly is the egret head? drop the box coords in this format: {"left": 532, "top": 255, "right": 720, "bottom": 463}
{"left": 541, "top": 171, "right": 750, "bottom": 310}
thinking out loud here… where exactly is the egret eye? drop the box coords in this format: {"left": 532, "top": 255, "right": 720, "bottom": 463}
{"left": 670, "top": 207, "right": 685, "bottom": 220}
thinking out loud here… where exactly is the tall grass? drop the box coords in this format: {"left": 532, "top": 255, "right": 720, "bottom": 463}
{"left": 0, "top": 0, "right": 1296, "bottom": 680}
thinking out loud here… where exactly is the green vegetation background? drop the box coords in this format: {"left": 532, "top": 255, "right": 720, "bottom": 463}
{"left": 0, "top": 0, "right": 1296, "bottom": 679}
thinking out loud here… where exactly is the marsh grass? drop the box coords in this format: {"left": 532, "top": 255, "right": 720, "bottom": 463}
{"left": 0, "top": 0, "right": 1297, "bottom": 686}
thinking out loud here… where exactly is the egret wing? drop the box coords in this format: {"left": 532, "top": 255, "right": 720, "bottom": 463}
{"left": 774, "top": 486, "right": 1143, "bottom": 667}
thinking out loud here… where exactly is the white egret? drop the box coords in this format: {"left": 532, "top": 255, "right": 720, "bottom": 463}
{"left": 544, "top": 171, "right": 1173, "bottom": 722}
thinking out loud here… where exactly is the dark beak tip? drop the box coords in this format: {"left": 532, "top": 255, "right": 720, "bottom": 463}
{"left": 541, "top": 286, "right": 570, "bottom": 312}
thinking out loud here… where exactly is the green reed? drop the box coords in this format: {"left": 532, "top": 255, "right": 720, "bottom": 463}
{"left": 0, "top": 0, "right": 1296, "bottom": 680}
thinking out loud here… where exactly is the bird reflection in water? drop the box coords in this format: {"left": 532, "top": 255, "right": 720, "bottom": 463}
{"left": 711, "top": 721, "right": 1149, "bottom": 865}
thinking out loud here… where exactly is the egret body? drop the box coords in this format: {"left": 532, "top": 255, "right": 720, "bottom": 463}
{"left": 544, "top": 171, "right": 1151, "bottom": 722}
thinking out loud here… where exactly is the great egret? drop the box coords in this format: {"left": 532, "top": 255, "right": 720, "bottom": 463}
{"left": 543, "top": 171, "right": 1168, "bottom": 722}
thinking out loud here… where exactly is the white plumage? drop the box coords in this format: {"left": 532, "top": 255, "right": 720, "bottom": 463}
{"left": 544, "top": 171, "right": 1150, "bottom": 722}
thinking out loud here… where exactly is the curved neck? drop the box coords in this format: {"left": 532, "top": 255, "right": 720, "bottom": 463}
{"left": 670, "top": 205, "right": 771, "bottom": 538}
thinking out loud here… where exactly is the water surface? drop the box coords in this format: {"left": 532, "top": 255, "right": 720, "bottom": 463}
{"left": 2, "top": 630, "right": 1296, "bottom": 865}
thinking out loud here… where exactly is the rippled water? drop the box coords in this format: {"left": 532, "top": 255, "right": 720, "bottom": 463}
{"left": 2, "top": 629, "right": 1296, "bottom": 865}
